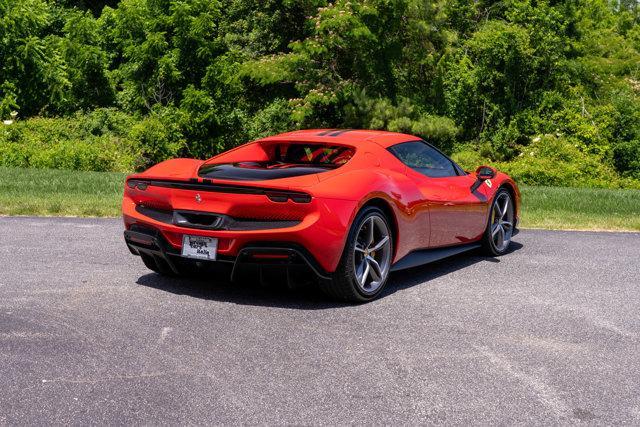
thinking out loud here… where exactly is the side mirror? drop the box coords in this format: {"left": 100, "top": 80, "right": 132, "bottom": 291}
{"left": 475, "top": 165, "right": 497, "bottom": 181}
{"left": 471, "top": 165, "right": 497, "bottom": 192}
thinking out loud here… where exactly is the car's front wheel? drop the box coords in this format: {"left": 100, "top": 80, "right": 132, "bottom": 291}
{"left": 321, "top": 206, "right": 393, "bottom": 303}
{"left": 482, "top": 188, "right": 515, "bottom": 256}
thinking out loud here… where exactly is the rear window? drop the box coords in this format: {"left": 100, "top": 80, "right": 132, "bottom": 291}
{"left": 197, "top": 143, "right": 355, "bottom": 181}
{"left": 276, "top": 144, "right": 354, "bottom": 166}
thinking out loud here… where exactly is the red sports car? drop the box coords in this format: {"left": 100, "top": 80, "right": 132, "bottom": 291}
{"left": 123, "top": 129, "right": 520, "bottom": 302}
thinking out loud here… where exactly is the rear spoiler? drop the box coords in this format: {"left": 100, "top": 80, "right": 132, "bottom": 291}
{"left": 126, "top": 178, "right": 312, "bottom": 203}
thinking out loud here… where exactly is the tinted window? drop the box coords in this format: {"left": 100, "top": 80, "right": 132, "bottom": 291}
{"left": 278, "top": 144, "right": 354, "bottom": 166}
{"left": 388, "top": 141, "right": 458, "bottom": 178}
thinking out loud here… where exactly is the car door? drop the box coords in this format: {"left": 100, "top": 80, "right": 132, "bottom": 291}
{"left": 388, "top": 141, "right": 489, "bottom": 247}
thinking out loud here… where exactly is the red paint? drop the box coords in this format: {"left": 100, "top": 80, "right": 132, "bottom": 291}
{"left": 123, "top": 129, "right": 521, "bottom": 273}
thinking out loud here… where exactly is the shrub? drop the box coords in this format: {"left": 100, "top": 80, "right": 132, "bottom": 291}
{"left": 613, "top": 139, "right": 640, "bottom": 179}
{"left": 452, "top": 135, "right": 640, "bottom": 189}
{"left": 129, "top": 111, "right": 185, "bottom": 170}
{"left": 246, "top": 99, "right": 294, "bottom": 140}
{"left": 0, "top": 110, "right": 137, "bottom": 172}
{"left": 346, "top": 93, "right": 459, "bottom": 152}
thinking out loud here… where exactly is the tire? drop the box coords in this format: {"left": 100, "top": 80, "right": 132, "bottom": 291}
{"left": 140, "top": 252, "right": 177, "bottom": 276}
{"left": 482, "top": 188, "right": 515, "bottom": 256}
{"left": 321, "top": 206, "right": 394, "bottom": 303}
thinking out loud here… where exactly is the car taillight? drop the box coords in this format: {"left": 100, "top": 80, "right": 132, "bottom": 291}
{"left": 265, "top": 191, "right": 311, "bottom": 203}
{"left": 127, "top": 180, "right": 148, "bottom": 190}
{"left": 289, "top": 193, "right": 312, "bottom": 203}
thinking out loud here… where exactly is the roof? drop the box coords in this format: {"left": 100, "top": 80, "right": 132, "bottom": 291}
{"left": 257, "top": 129, "right": 418, "bottom": 148}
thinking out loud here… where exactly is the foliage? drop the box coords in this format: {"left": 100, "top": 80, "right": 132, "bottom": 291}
{"left": 0, "top": 109, "right": 137, "bottom": 172}
{"left": 453, "top": 135, "right": 640, "bottom": 189}
{"left": 1, "top": 0, "right": 640, "bottom": 187}
{"left": 344, "top": 91, "right": 458, "bottom": 152}
{"left": 128, "top": 108, "right": 185, "bottom": 169}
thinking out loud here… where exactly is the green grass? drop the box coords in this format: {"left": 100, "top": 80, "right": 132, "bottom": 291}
{"left": 520, "top": 186, "right": 640, "bottom": 231}
{"left": 1, "top": 167, "right": 639, "bottom": 231}
{"left": 0, "top": 167, "right": 126, "bottom": 217}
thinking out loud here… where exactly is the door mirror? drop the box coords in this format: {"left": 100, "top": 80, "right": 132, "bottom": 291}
{"left": 471, "top": 165, "right": 497, "bottom": 192}
{"left": 475, "top": 165, "right": 497, "bottom": 181}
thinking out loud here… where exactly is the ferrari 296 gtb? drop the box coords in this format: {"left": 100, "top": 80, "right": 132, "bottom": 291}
{"left": 123, "top": 129, "right": 520, "bottom": 302}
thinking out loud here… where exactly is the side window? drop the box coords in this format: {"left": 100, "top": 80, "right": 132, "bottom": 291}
{"left": 388, "top": 141, "right": 458, "bottom": 178}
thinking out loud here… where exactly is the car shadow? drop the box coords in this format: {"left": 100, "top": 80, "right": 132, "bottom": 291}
{"left": 381, "top": 241, "right": 523, "bottom": 298}
{"left": 135, "top": 241, "right": 523, "bottom": 309}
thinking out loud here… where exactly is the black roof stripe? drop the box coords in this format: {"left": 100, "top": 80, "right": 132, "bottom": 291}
{"left": 328, "top": 129, "right": 353, "bottom": 137}
{"left": 316, "top": 129, "right": 337, "bottom": 136}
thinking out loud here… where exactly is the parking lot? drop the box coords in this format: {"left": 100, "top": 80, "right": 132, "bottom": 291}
{"left": 1, "top": 217, "right": 639, "bottom": 424}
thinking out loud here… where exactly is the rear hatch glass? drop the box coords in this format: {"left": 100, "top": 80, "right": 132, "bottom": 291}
{"left": 199, "top": 143, "right": 354, "bottom": 181}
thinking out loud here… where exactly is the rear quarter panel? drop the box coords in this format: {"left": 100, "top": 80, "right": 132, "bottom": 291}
{"left": 311, "top": 165, "right": 431, "bottom": 265}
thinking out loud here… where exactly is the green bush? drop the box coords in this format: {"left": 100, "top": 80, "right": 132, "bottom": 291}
{"left": 129, "top": 110, "right": 185, "bottom": 169}
{"left": 345, "top": 93, "right": 459, "bottom": 153}
{"left": 452, "top": 135, "right": 640, "bottom": 189}
{"left": 613, "top": 140, "right": 640, "bottom": 179}
{"left": 0, "top": 110, "right": 137, "bottom": 172}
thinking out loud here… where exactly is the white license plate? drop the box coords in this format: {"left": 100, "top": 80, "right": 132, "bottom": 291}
{"left": 181, "top": 235, "right": 217, "bottom": 260}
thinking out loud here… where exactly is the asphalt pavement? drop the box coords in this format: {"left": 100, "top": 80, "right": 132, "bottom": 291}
{"left": 0, "top": 217, "right": 639, "bottom": 424}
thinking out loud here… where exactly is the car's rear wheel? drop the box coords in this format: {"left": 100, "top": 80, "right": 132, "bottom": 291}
{"left": 321, "top": 206, "right": 393, "bottom": 303}
{"left": 482, "top": 188, "right": 515, "bottom": 256}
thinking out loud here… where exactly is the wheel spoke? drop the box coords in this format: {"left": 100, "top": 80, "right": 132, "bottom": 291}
{"left": 501, "top": 196, "right": 509, "bottom": 219}
{"left": 501, "top": 221, "right": 512, "bottom": 229}
{"left": 369, "top": 235, "right": 389, "bottom": 252}
{"left": 491, "top": 223, "right": 501, "bottom": 237}
{"left": 496, "top": 225, "right": 505, "bottom": 248}
{"left": 367, "top": 256, "right": 383, "bottom": 281}
{"left": 355, "top": 245, "right": 366, "bottom": 253}
{"left": 367, "top": 217, "right": 375, "bottom": 247}
{"left": 493, "top": 204, "right": 501, "bottom": 222}
{"left": 357, "top": 259, "right": 370, "bottom": 286}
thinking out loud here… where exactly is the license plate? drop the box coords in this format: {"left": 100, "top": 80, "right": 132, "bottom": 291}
{"left": 181, "top": 235, "right": 217, "bottom": 260}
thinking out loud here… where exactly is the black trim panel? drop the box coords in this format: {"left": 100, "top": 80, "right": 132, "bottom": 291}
{"left": 328, "top": 129, "right": 353, "bottom": 136}
{"left": 198, "top": 162, "right": 332, "bottom": 181}
{"left": 390, "top": 242, "right": 481, "bottom": 272}
{"left": 231, "top": 244, "right": 330, "bottom": 280}
{"left": 134, "top": 178, "right": 312, "bottom": 199}
{"left": 135, "top": 205, "right": 301, "bottom": 231}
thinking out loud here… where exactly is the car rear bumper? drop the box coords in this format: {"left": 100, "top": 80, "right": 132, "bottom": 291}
{"left": 124, "top": 226, "right": 331, "bottom": 280}
{"left": 122, "top": 194, "right": 357, "bottom": 273}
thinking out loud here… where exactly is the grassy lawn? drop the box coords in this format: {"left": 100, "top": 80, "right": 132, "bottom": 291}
{"left": 0, "top": 167, "right": 126, "bottom": 217}
{"left": 520, "top": 186, "right": 640, "bottom": 231}
{"left": 1, "top": 167, "right": 639, "bottom": 231}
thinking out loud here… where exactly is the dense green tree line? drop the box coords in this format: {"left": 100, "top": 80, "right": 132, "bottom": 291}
{"left": 1, "top": 0, "right": 640, "bottom": 186}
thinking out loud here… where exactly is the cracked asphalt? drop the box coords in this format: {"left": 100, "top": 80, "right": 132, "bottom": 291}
{"left": 0, "top": 216, "right": 639, "bottom": 424}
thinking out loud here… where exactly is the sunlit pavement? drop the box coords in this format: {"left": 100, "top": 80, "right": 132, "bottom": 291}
{"left": 1, "top": 217, "right": 639, "bottom": 424}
